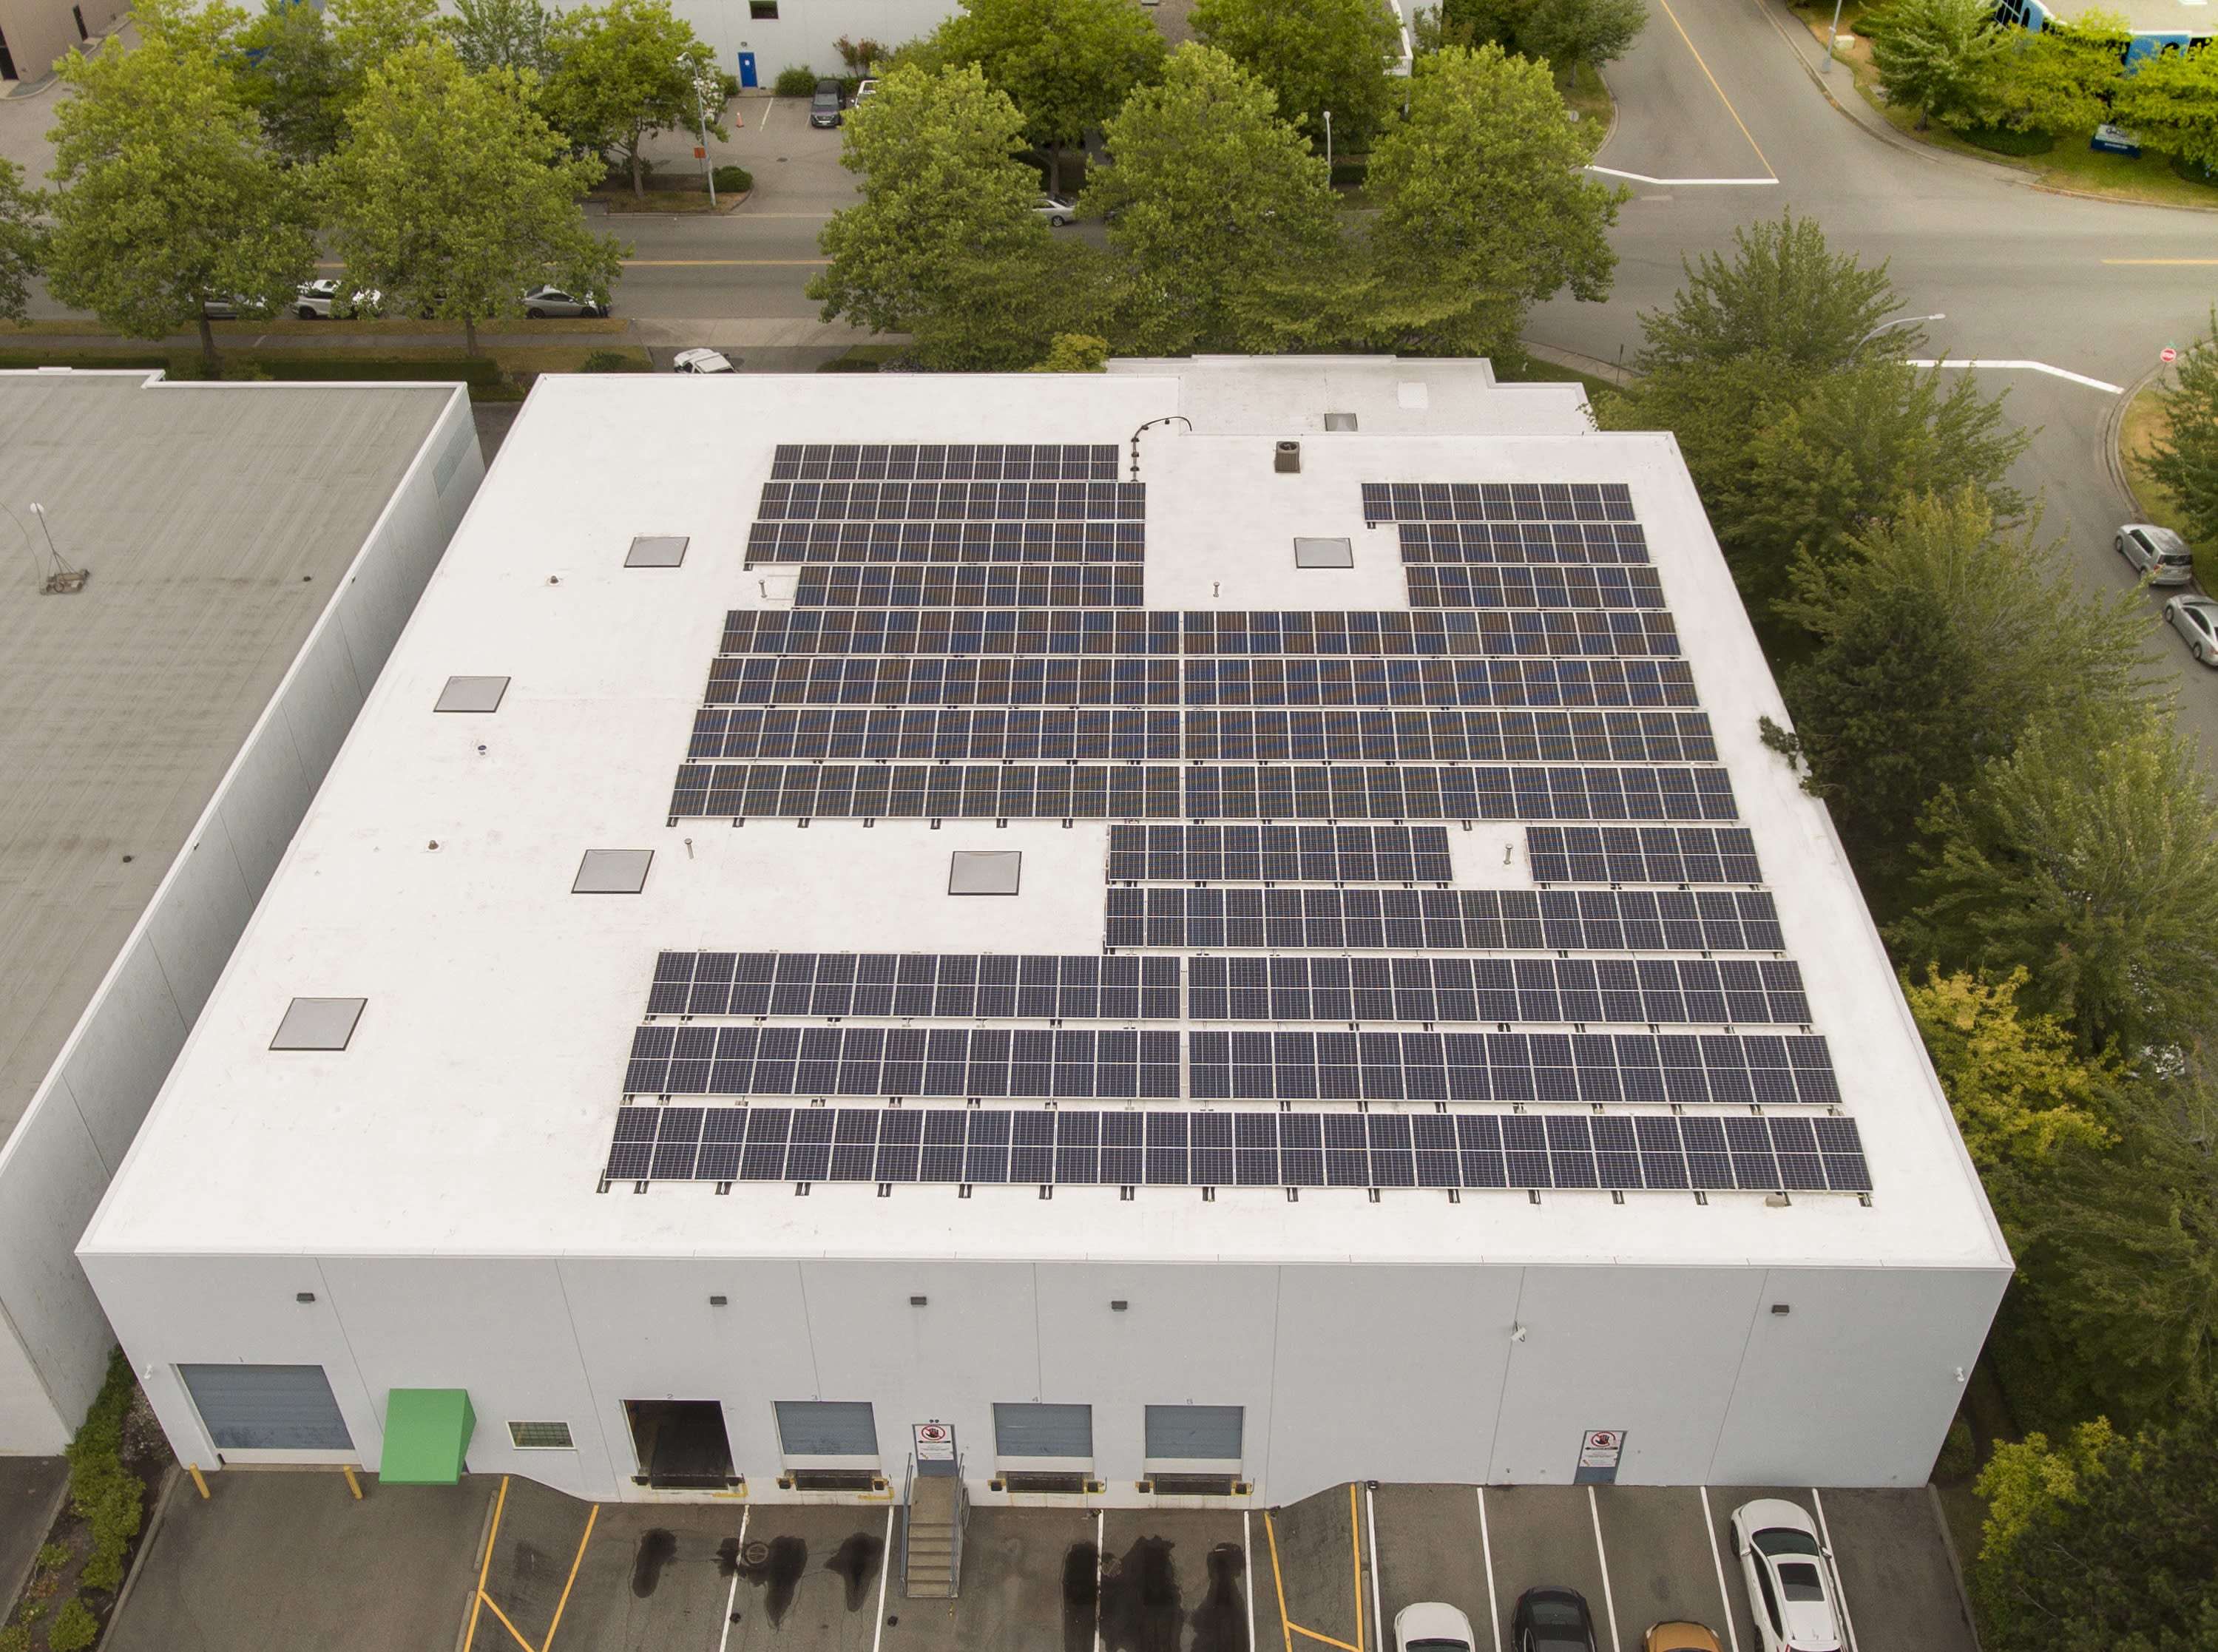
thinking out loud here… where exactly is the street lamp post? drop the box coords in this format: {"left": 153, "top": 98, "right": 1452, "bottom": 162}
{"left": 691, "top": 67, "right": 717, "bottom": 208}
{"left": 1323, "top": 110, "right": 1333, "bottom": 181}
{"left": 1824, "top": 0, "right": 1845, "bottom": 72}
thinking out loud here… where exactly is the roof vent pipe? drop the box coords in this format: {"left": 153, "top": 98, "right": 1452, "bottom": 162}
{"left": 1274, "top": 441, "right": 1301, "bottom": 474}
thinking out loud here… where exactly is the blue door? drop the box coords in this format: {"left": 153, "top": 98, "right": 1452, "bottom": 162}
{"left": 737, "top": 50, "right": 757, "bottom": 88}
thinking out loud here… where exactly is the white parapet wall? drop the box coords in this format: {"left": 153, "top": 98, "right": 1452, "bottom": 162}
{"left": 0, "top": 385, "right": 484, "bottom": 1452}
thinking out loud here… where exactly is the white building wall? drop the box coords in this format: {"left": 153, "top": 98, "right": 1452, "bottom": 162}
{"left": 0, "top": 388, "right": 483, "bottom": 1453}
{"left": 81, "top": 1248, "right": 2006, "bottom": 1500}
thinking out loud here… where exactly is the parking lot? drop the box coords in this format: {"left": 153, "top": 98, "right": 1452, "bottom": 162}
{"left": 101, "top": 1471, "right": 1977, "bottom": 1652}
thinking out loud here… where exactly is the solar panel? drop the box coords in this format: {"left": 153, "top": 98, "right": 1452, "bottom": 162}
{"left": 1105, "top": 887, "right": 1782, "bottom": 952}
{"left": 1183, "top": 955, "right": 1810, "bottom": 1025}
{"left": 645, "top": 952, "right": 1179, "bottom": 1020}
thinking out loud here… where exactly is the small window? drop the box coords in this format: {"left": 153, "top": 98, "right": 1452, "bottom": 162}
{"left": 1323, "top": 412, "right": 1357, "bottom": 431}
{"left": 572, "top": 848, "right": 654, "bottom": 893}
{"left": 626, "top": 535, "right": 689, "bottom": 568}
{"left": 271, "top": 997, "right": 366, "bottom": 1052}
{"left": 509, "top": 1421, "right": 575, "bottom": 1449}
{"left": 434, "top": 674, "right": 509, "bottom": 713}
{"left": 948, "top": 850, "right": 1021, "bottom": 895}
{"left": 749, "top": 0, "right": 777, "bottom": 15}
{"left": 1294, "top": 538, "right": 1353, "bottom": 569}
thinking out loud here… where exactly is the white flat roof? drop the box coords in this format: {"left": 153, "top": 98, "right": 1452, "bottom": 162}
{"left": 82, "top": 359, "right": 2009, "bottom": 1274}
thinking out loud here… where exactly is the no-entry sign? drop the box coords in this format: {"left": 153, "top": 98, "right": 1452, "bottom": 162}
{"left": 1575, "top": 1429, "right": 1626, "bottom": 1484}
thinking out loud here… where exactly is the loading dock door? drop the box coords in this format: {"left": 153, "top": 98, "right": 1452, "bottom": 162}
{"left": 623, "top": 1399, "right": 735, "bottom": 1489}
{"left": 180, "top": 1364, "right": 354, "bottom": 1452}
{"left": 1144, "top": 1404, "right": 1242, "bottom": 1463}
{"left": 774, "top": 1400, "right": 879, "bottom": 1460}
{"left": 994, "top": 1402, "right": 1093, "bottom": 1459}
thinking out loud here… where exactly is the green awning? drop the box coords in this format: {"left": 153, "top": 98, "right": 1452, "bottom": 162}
{"left": 380, "top": 1389, "right": 474, "bottom": 1484}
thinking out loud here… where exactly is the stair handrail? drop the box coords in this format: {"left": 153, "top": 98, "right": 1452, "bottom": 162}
{"left": 899, "top": 1451, "right": 916, "bottom": 1595}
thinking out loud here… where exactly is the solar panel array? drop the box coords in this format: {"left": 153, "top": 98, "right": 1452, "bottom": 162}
{"left": 1106, "top": 887, "right": 1783, "bottom": 952}
{"left": 647, "top": 951, "right": 1181, "bottom": 1020}
{"left": 1186, "top": 955, "right": 1810, "bottom": 1025}
{"left": 607, "top": 1105, "right": 1870, "bottom": 1194}
{"left": 608, "top": 461, "right": 1874, "bottom": 1202}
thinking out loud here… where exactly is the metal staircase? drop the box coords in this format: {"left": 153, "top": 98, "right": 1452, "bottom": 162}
{"left": 900, "top": 1451, "right": 969, "bottom": 1599}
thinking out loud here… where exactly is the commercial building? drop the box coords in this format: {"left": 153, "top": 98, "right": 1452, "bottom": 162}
{"left": 0, "top": 0, "right": 117, "bottom": 88}
{"left": 79, "top": 359, "right": 2009, "bottom": 1533}
{"left": 0, "top": 370, "right": 481, "bottom": 1451}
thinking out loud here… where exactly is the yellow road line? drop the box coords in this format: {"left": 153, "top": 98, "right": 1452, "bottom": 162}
{"left": 465, "top": 1476, "right": 510, "bottom": 1652}
{"left": 540, "top": 1504, "right": 598, "bottom": 1652}
{"left": 622, "top": 258, "right": 831, "bottom": 266}
{"left": 477, "top": 1591, "right": 538, "bottom": 1652}
{"left": 1291, "top": 1625, "right": 1365, "bottom": 1652}
{"left": 1652, "top": 0, "right": 1775, "bottom": 177}
{"left": 1265, "top": 1511, "right": 1296, "bottom": 1652}
{"left": 1350, "top": 1483, "right": 1365, "bottom": 1652}
{"left": 2100, "top": 259, "right": 2218, "bottom": 265}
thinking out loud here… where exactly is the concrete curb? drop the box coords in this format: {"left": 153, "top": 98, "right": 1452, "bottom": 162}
{"left": 1927, "top": 1484, "right": 1984, "bottom": 1651}
{"left": 453, "top": 1480, "right": 503, "bottom": 1652}
{"left": 94, "top": 1463, "right": 179, "bottom": 1652}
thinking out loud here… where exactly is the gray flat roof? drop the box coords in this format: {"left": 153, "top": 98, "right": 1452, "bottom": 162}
{"left": 0, "top": 373, "right": 460, "bottom": 1139}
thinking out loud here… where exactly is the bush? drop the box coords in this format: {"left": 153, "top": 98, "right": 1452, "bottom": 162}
{"left": 1936, "top": 1415, "right": 1977, "bottom": 1479}
{"left": 66, "top": 1350, "right": 143, "bottom": 1597}
{"left": 1950, "top": 123, "right": 2054, "bottom": 155}
{"left": 35, "top": 1543, "right": 72, "bottom": 1572}
{"left": 0, "top": 1623, "right": 28, "bottom": 1652}
{"left": 578, "top": 349, "right": 647, "bottom": 373}
{"left": 712, "top": 165, "right": 753, "bottom": 194}
{"left": 47, "top": 1599, "right": 98, "bottom": 1652}
{"left": 774, "top": 64, "right": 817, "bottom": 97}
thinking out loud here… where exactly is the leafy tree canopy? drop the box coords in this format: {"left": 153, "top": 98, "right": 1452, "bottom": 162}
{"left": 1519, "top": 0, "right": 1648, "bottom": 72}
{"left": 927, "top": 0, "right": 1166, "bottom": 189}
{"left": 2142, "top": 311, "right": 2218, "bottom": 554}
{"left": 1899, "top": 714, "right": 2218, "bottom": 1052}
{"left": 0, "top": 160, "right": 44, "bottom": 325}
{"left": 1085, "top": 44, "right": 1338, "bottom": 354}
{"left": 1990, "top": 11, "right": 2128, "bottom": 137}
{"left": 2114, "top": 41, "right": 2218, "bottom": 170}
{"left": 316, "top": 40, "right": 623, "bottom": 353}
{"left": 1360, "top": 43, "right": 1620, "bottom": 358}
{"left": 1189, "top": 0, "right": 1402, "bottom": 146}
{"left": 235, "top": 0, "right": 350, "bottom": 163}
{"left": 542, "top": 0, "right": 720, "bottom": 196}
{"left": 1866, "top": 0, "right": 2011, "bottom": 127}
{"left": 46, "top": 0, "right": 314, "bottom": 361}
{"left": 444, "top": 0, "right": 556, "bottom": 75}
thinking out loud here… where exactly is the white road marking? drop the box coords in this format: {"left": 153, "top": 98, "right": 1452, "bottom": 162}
{"left": 1477, "top": 1488, "right": 1504, "bottom": 1652}
{"left": 716, "top": 1506, "right": 750, "bottom": 1652}
{"left": 870, "top": 1503, "right": 894, "bottom": 1652}
{"left": 1588, "top": 1486, "right": 1623, "bottom": 1652}
{"left": 1810, "top": 1490, "right": 1861, "bottom": 1652}
{"left": 1244, "top": 1510, "right": 1257, "bottom": 1652}
{"left": 1096, "top": 1507, "right": 1106, "bottom": 1652}
{"left": 1586, "top": 166, "right": 1780, "bottom": 185}
{"left": 1700, "top": 1487, "right": 1741, "bottom": 1652}
{"left": 1908, "top": 358, "right": 2124, "bottom": 393}
{"left": 1365, "top": 1484, "right": 1386, "bottom": 1652}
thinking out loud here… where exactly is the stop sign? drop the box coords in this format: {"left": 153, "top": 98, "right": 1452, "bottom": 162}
{"left": 2163, "top": 347, "right": 2180, "bottom": 363}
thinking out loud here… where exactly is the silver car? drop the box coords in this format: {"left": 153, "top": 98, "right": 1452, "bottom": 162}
{"left": 523, "top": 285, "right": 609, "bottom": 319}
{"left": 673, "top": 347, "right": 736, "bottom": 374}
{"left": 199, "top": 294, "right": 271, "bottom": 319}
{"left": 1035, "top": 194, "right": 1078, "bottom": 226}
{"left": 293, "top": 278, "right": 382, "bottom": 319}
{"left": 2165, "top": 594, "right": 2218, "bottom": 666}
{"left": 2116, "top": 523, "right": 2195, "bottom": 586}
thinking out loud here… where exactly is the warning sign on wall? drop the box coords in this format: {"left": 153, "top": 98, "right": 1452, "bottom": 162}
{"left": 1575, "top": 1429, "right": 1625, "bottom": 1485}
{"left": 913, "top": 1421, "right": 956, "bottom": 1463}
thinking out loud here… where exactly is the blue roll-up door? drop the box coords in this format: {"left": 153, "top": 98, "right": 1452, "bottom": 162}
{"left": 181, "top": 1364, "right": 354, "bottom": 1451}
{"left": 774, "top": 1400, "right": 879, "bottom": 1457}
{"left": 994, "top": 1402, "right": 1093, "bottom": 1458}
{"left": 1144, "top": 1404, "right": 1243, "bottom": 1461}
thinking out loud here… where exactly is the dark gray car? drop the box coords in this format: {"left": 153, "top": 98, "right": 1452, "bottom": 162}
{"left": 811, "top": 78, "right": 843, "bottom": 127}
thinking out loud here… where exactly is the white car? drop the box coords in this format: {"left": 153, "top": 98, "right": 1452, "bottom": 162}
{"left": 2116, "top": 522, "right": 2195, "bottom": 587}
{"left": 523, "top": 285, "right": 609, "bottom": 319}
{"left": 198, "top": 294, "right": 271, "bottom": 319}
{"left": 674, "top": 347, "right": 737, "bottom": 374}
{"left": 1396, "top": 1602, "right": 1477, "bottom": 1652}
{"left": 292, "top": 278, "right": 382, "bottom": 320}
{"left": 1035, "top": 193, "right": 1078, "bottom": 226}
{"left": 2165, "top": 594, "right": 2218, "bottom": 666}
{"left": 1730, "top": 1500, "right": 1844, "bottom": 1652}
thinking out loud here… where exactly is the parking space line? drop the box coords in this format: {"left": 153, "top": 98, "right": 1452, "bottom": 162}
{"left": 1475, "top": 1489, "right": 1502, "bottom": 1652}
{"left": 1351, "top": 1485, "right": 1367, "bottom": 1652}
{"left": 464, "top": 1475, "right": 510, "bottom": 1652}
{"left": 1265, "top": 1512, "right": 1296, "bottom": 1652}
{"left": 1364, "top": 1485, "right": 1384, "bottom": 1652}
{"left": 1810, "top": 1492, "right": 1859, "bottom": 1652}
{"left": 714, "top": 1506, "right": 749, "bottom": 1652}
{"left": 1245, "top": 1511, "right": 1259, "bottom": 1652}
{"left": 1587, "top": 1488, "right": 1623, "bottom": 1652}
{"left": 478, "top": 1592, "right": 538, "bottom": 1652}
{"left": 870, "top": 1504, "right": 894, "bottom": 1652}
{"left": 1096, "top": 1508, "right": 1106, "bottom": 1652}
{"left": 541, "top": 1503, "right": 598, "bottom": 1652}
{"left": 1264, "top": 1511, "right": 1364, "bottom": 1652}
{"left": 1700, "top": 1488, "right": 1740, "bottom": 1652}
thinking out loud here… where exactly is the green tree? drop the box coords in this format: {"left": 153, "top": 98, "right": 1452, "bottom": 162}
{"left": 46, "top": 0, "right": 314, "bottom": 365}
{"left": 0, "top": 160, "right": 45, "bottom": 325}
{"left": 1779, "top": 489, "right": 2148, "bottom": 897}
{"left": 1520, "top": 0, "right": 1647, "bottom": 72}
{"left": 1971, "top": 1419, "right": 2218, "bottom": 1649}
{"left": 1359, "top": 43, "right": 1620, "bottom": 359}
{"left": 328, "top": 0, "right": 439, "bottom": 88}
{"left": 1900, "top": 715, "right": 2218, "bottom": 1052}
{"left": 317, "top": 41, "right": 624, "bottom": 354}
{"left": 542, "top": 0, "right": 720, "bottom": 197}
{"left": 1189, "top": 0, "right": 1402, "bottom": 146}
{"left": 2114, "top": 41, "right": 2218, "bottom": 171}
{"left": 1990, "top": 12, "right": 2128, "bottom": 137}
{"left": 1720, "top": 361, "right": 2026, "bottom": 603}
{"left": 2142, "top": 312, "right": 2218, "bottom": 555}
{"left": 1866, "top": 0, "right": 2010, "bottom": 128}
{"left": 1033, "top": 332, "right": 1110, "bottom": 370}
{"left": 811, "top": 62, "right": 1091, "bottom": 368}
{"left": 1086, "top": 44, "right": 1339, "bottom": 354}
{"left": 927, "top": 0, "right": 1165, "bottom": 192}
{"left": 1904, "top": 966, "right": 2114, "bottom": 1185}
{"left": 444, "top": 0, "right": 555, "bottom": 74}
{"left": 236, "top": 0, "right": 350, "bottom": 163}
